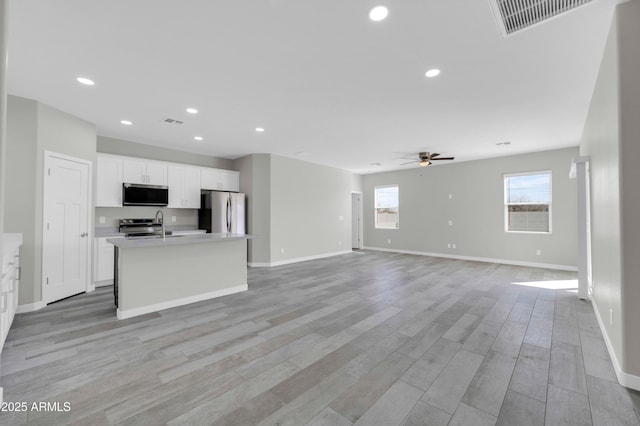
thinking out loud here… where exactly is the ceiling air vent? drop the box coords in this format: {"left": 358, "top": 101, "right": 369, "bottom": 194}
{"left": 162, "top": 118, "right": 184, "bottom": 125}
{"left": 489, "top": 0, "right": 594, "bottom": 37}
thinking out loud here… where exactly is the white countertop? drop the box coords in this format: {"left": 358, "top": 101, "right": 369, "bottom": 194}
{"left": 107, "top": 232, "right": 255, "bottom": 249}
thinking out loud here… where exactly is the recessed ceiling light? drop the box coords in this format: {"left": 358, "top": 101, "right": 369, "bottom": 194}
{"left": 186, "top": 108, "right": 198, "bottom": 114}
{"left": 370, "top": 162, "right": 382, "bottom": 166}
{"left": 425, "top": 69, "right": 441, "bottom": 78}
{"left": 255, "top": 127, "right": 265, "bottom": 132}
{"left": 194, "top": 136, "right": 203, "bottom": 141}
{"left": 496, "top": 141, "right": 512, "bottom": 146}
{"left": 76, "top": 77, "right": 95, "bottom": 86}
{"left": 120, "top": 120, "right": 132, "bottom": 126}
{"left": 369, "top": 6, "right": 389, "bottom": 21}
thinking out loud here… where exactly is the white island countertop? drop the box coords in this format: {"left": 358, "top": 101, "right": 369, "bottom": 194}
{"left": 108, "top": 232, "right": 255, "bottom": 249}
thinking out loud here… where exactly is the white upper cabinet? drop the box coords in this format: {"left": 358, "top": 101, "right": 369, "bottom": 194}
{"left": 123, "top": 158, "right": 168, "bottom": 185}
{"left": 96, "top": 154, "right": 123, "bottom": 207}
{"left": 168, "top": 165, "right": 201, "bottom": 208}
{"left": 201, "top": 168, "right": 240, "bottom": 192}
{"left": 96, "top": 154, "right": 238, "bottom": 209}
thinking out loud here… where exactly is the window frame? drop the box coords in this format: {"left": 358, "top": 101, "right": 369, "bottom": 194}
{"left": 503, "top": 170, "right": 553, "bottom": 234}
{"left": 374, "top": 184, "right": 399, "bottom": 230}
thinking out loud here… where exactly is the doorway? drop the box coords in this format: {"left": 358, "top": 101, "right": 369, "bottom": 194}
{"left": 351, "top": 192, "right": 363, "bottom": 249}
{"left": 42, "top": 151, "right": 92, "bottom": 304}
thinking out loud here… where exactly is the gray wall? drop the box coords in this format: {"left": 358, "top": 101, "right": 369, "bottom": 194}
{"left": 362, "top": 148, "right": 578, "bottom": 268}
{"left": 0, "top": 0, "right": 8, "bottom": 232}
{"left": 236, "top": 154, "right": 353, "bottom": 265}
{"left": 351, "top": 173, "right": 363, "bottom": 193}
{"left": 269, "top": 155, "right": 352, "bottom": 263}
{"left": 234, "top": 154, "right": 271, "bottom": 264}
{"left": 5, "top": 95, "right": 97, "bottom": 305}
{"left": 580, "top": 1, "right": 640, "bottom": 379}
{"left": 97, "top": 136, "right": 234, "bottom": 169}
{"left": 235, "top": 154, "right": 272, "bottom": 265}
{"left": 5, "top": 96, "right": 38, "bottom": 304}
{"left": 618, "top": 1, "right": 640, "bottom": 378}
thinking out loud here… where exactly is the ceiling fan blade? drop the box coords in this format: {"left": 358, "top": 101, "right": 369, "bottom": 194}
{"left": 400, "top": 160, "right": 418, "bottom": 165}
{"left": 429, "top": 153, "right": 441, "bottom": 158}
{"left": 430, "top": 157, "right": 454, "bottom": 161}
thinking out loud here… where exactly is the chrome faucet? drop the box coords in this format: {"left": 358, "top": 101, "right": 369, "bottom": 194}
{"left": 155, "top": 209, "right": 165, "bottom": 241}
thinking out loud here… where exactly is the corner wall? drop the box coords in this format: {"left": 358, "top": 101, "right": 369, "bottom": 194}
{"left": 5, "top": 96, "right": 97, "bottom": 306}
{"left": 580, "top": 0, "right": 640, "bottom": 387}
{"left": 236, "top": 154, "right": 353, "bottom": 266}
{"left": 269, "top": 155, "right": 352, "bottom": 264}
{"left": 362, "top": 148, "right": 579, "bottom": 269}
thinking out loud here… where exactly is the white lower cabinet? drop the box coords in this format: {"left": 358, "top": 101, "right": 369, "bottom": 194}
{"left": 1, "top": 235, "right": 22, "bottom": 350}
{"left": 94, "top": 237, "right": 123, "bottom": 285}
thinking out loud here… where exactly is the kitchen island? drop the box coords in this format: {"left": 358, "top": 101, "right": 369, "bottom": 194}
{"left": 108, "top": 233, "right": 254, "bottom": 319}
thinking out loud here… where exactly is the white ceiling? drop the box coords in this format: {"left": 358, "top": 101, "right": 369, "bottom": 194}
{"left": 7, "top": 0, "right": 619, "bottom": 174}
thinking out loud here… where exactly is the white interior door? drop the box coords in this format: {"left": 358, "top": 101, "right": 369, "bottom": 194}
{"left": 352, "top": 193, "right": 362, "bottom": 249}
{"left": 43, "top": 152, "right": 91, "bottom": 303}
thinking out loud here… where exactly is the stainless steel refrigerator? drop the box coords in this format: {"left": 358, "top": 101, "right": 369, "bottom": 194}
{"left": 199, "top": 191, "right": 246, "bottom": 234}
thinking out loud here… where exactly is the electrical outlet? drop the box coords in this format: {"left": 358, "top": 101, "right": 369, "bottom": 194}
{"left": 99, "top": 216, "right": 106, "bottom": 224}
{"left": 338, "top": 241, "right": 342, "bottom": 247}
{"left": 536, "top": 249, "right": 542, "bottom": 256}
{"left": 387, "top": 239, "right": 391, "bottom": 245}
{"left": 338, "top": 215, "right": 344, "bottom": 221}
{"left": 171, "top": 216, "right": 177, "bottom": 223}
{"left": 448, "top": 220, "right": 453, "bottom": 226}
{"left": 280, "top": 248, "right": 285, "bottom": 254}
{"left": 448, "top": 194, "right": 453, "bottom": 199}
{"left": 609, "top": 308, "right": 613, "bottom": 325}
{"left": 447, "top": 243, "right": 451, "bottom": 249}
{"left": 452, "top": 243, "right": 457, "bottom": 249}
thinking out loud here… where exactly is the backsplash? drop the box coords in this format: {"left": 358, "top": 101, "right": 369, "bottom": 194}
{"left": 95, "top": 207, "right": 198, "bottom": 230}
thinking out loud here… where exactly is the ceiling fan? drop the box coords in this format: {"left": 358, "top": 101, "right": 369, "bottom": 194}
{"left": 401, "top": 152, "right": 455, "bottom": 167}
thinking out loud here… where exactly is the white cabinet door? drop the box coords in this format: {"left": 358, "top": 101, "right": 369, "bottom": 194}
{"left": 123, "top": 159, "right": 167, "bottom": 185}
{"left": 93, "top": 237, "right": 117, "bottom": 284}
{"left": 147, "top": 161, "right": 168, "bottom": 186}
{"left": 200, "top": 167, "right": 239, "bottom": 192}
{"left": 200, "top": 168, "right": 220, "bottom": 190}
{"left": 183, "top": 167, "right": 201, "bottom": 208}
{"left": 168, "top": 165, "right": 201, "bottom": 208}
{"left": 122, "top": 159, "right": 147, "bottom": 184}
{"left": 220, "top": 170, "right": 240, "bottom": 192}
{"left": 167, "top": 165, "right": 184, "bottom": 208}
{"left": 96, "top": 155, "right": 123, "bottom": 207}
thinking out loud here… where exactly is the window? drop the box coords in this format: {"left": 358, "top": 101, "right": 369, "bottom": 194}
{"left": 504, "top": 171, "right": 551, "bottom": 233}
{"left": 375, "top": 185, "right": 399, "bottom": 229}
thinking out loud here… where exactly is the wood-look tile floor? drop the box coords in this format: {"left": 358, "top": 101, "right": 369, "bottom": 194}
{"left": 1, "top": 251, "right": 639, "bottom": 425}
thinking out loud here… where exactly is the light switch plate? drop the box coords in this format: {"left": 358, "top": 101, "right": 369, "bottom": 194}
{"left": 99, "top": 216, "right": 106, "bottom": 224}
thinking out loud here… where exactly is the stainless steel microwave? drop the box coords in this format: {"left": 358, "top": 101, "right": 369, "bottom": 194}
{"left": 122, "top": 183, "right": 169, "bottom": 206}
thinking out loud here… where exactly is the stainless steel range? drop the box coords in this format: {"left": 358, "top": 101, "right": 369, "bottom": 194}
{"left": 119, "top": 218, "right": 163, "bottom": 238}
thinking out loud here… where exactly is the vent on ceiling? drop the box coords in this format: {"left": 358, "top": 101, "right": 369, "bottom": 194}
{"left": 489, "top": 0, "right": 593, "bottom": 37}
{"left": 162, "top": 118, "right": 184, "bottom": 125}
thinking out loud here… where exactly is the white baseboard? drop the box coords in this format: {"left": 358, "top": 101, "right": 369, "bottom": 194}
{"left": 249, "top": 250, "right": 353, "bottom": 268}
{"left": 16, "top": 301, "right": 46, "bottom": 314}
{"left": 116, "top": 284, "right": 248, "bottom": 320}
{"left": 591, "top": 298, "right": 640, "bottom": 391}
{"left": 362, "top": 246, "right": 578, "bottom": 272}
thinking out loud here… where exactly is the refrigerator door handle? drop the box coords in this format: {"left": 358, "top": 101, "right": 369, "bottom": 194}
{"left": 227, "top": 197, "right": 231, "bottom": 233}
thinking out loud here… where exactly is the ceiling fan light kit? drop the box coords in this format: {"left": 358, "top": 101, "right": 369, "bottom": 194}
{"left": 401, "top": 152, "right": 455, "bottom": 167}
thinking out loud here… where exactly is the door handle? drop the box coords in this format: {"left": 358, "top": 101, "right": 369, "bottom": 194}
{"left": 80, "top": 232, "right": 88, "bottom": 237}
